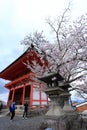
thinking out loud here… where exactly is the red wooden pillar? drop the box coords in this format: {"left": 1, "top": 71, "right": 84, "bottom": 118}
{"left": 22, "top": 84, "right": 26, "bottom": 105}
{"left": 6, "top": 90, "right": 11, "bottom": 107}
{"left": 40, "top": 90, "right": 42, "bottom": 108}
{"left": 12, "top": 88, "right": 15, "bottom": 102}
{"left": 46, "top": 95, "right": 48, "bottom": 103}
{"left": 30, "top": 84, "right": 33, "bottom": 107}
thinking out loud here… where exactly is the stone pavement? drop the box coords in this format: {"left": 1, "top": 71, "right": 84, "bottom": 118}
{"left": 0, "top": 115, "right": 45, "bottom": 130}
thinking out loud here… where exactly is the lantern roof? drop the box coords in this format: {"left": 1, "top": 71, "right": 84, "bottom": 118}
{"left": 38, "top": 73, "right": 71, "bottom": 89}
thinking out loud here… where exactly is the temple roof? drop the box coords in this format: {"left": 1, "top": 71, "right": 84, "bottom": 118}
{"left": 0, "top": 48, "right": 42, "bottom": 81}
{"left": 0, "top": 51, "right": 29, "bottom": 81}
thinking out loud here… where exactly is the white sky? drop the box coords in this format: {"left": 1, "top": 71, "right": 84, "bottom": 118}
{"left": 0, "top": 0, "right": 87, "bottom": 70}
{"left": 0, "top": 0, "right": 87, "bottom": 102}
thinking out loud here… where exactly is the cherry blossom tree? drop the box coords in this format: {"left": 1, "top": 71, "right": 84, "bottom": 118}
{"left": 21, "top": 8, "right": 87, "bottom": 98}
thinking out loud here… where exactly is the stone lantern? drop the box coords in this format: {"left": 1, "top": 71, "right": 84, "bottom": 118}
{"left": 39, "top": 73, "right": 73, "bottom": 118}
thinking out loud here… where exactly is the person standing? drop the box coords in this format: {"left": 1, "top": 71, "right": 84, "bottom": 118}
{"left": 22, "top": 101, "right": 28, "bottom": 119}
{"left": 10, "top": 102, "right": 16, "bottom": 121}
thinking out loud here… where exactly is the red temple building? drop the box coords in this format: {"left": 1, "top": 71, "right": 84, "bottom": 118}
{"left": 0, "top": 48, "right": 48, "bottom": 108}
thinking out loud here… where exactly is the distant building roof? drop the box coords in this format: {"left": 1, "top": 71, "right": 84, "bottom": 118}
{"left": 76, "top": 101, "right": 87, "bottom": 108}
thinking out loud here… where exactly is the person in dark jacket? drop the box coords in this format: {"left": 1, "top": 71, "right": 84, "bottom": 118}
{"left": 22, "top": 101, "right": 28, "bottom": 119}
{"left": 10, "top": 102, "right": 16, "bottom": 120}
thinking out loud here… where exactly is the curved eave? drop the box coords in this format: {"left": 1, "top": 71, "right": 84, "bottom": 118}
{"left": 0, "top": 51, "right": 30, "bottom": 80}
{"left": 0, "top": 49, "right": 44, "bottom": 81}
{"left": 5, "top": 72, "right": 35, "bottom": 90}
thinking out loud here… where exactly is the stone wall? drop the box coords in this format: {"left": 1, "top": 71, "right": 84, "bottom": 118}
{"left": 38, "top": 113, "right": 87, "bottom": 130}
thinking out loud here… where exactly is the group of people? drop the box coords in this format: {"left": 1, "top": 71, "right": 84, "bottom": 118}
{"left": 9, "top": 101, "right": 28, "bottom": 121}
